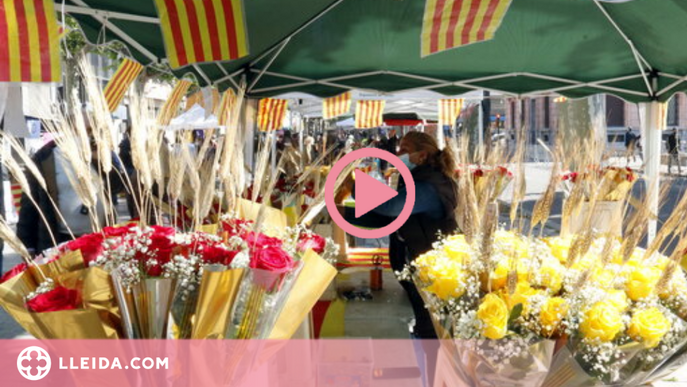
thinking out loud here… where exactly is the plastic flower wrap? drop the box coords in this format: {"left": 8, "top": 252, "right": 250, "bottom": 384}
{"left": 561, "top": 166, "right": 636, "bottom": 202}
{"left": 455, "top": 165, "right": 514, "bottom": 202}
{"left": 404, "top": 230, "right": 687, "bottom": 386}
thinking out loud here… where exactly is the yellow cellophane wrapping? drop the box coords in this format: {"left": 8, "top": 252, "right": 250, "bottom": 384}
{"left": 0, "top": 251, "right": 120, "bottom": 339}
{"left": 191, "top": 268, "right": 245, "bottom": 339}
{"left": 269, "top": 250, "right": 336, "bottom": 339}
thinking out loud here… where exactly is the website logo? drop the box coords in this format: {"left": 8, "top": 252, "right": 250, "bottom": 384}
{"left": 17, "top": 346, "right": 51, "bottom": 381}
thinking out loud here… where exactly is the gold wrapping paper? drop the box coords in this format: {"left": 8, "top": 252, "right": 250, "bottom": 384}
{"left": 31, "top": 309, "right": 115, "bottom": 339}
{"left": 0, "top": 260, "right": 122, "bottom": 339}
{"left": 269, "top": 250, "right": 336, "bottom": 339}
{"left": 29, "top": 250, "right": 85, "bottom": 283}
{"left": 0, "top": 271, "right": 44, "bottom": 338}
{"left": 237, "top": 198, "right": 287, "bottom": 237}
{"left": 198, "top": 223, "right": 219, "bottom": 235}
{"left": 192, "top": 268, "right": 245, "bottom": 339}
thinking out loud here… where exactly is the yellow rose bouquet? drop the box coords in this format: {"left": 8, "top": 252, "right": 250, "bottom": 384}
{"left": 541, "top": 237, "right": 687, "bottom": 386}
{"left": 402, "top": 231, "right": 563, "bottom": 387}
{"left": 404, "top": 229, "right": 687, "bottom": 387}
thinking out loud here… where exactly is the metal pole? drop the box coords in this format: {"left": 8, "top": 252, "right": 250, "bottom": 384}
{"left": 641, "top": 101, "right": 664, "bottom": 243}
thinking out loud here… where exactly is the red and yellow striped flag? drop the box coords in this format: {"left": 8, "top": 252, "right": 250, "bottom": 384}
{"left": 158, "top": 79, "right": 192, "bottom": 125}
{"left": 257, "top": 98, "right": 288, "bottom": 132}
{"left": 103, "top": 58, "right": 143, "bottom": 112}
{"left": 0, "top": 0, "right": 61, "bottom": 82}
{"left": 421, "top": 0, "right": 513, "bottom": 57}
{"left": 322, "top": 91, "right": 352, "bottom": 120}
{"left": 355, "top": 100, "right": 385, "bottom": 129}
{"left": 153, "top": 0, "right": 249, "bottom": 69}
{"left": 438, "top": 99, "right": 463, "bottom": 127}
{"left": 216, "top": 89, "right": 236, "bottom": 126}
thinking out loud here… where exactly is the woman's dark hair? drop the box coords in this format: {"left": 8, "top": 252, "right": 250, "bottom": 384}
{"left": 402, "top": 131, "right": 456, "bottom": 177}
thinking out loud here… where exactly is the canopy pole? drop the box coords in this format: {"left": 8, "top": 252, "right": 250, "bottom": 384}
{"left": 640, "top": 101, "right": 665, "bottom": 243}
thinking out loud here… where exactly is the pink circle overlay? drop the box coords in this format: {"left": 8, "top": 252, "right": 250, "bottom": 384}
{"left": 324, "top": 148, "right": 416, "bottom": 239}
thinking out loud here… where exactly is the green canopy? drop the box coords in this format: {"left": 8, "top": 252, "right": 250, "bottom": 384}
{"left": 64, "top": 0, "right": 687, "bottom": 102}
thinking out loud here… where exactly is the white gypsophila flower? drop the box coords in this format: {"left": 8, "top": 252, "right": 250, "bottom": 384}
{"left": 230, "top": 251, "right": 250, "bottom": 269}
{"left": 25, "top": 278, "right": 55, "bottom": 301}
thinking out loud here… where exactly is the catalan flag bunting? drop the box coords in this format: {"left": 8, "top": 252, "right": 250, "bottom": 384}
{"left": 322, "top": 91, "right": 352, "bottom": 120}
{"left": 158, "top": 79, "right": 192, "bottom": 125}
{"left": 0, "top": 0, "right": 61, "bottom": 82}
{"left": 355, "top": 100, "right": 385, "bottom": 129}
{"left": 216, "top": 89, "right": 236, "bottom": 126}
{"left": 257, "top": 98, "right": 288, "bottom": 132}
{"left": 421, "top": 0, "right": 513, "bottom": 57}
{"left": 438, "top": 99, "right": 463, "bottom": 127}
{"left": 153, "top": 0, "right": 249, "bottom": 69}
{"left": 103, "top": 58, "right": 143, "bottom": 112}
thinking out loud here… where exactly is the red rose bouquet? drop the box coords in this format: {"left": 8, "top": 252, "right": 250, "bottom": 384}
{"left": 26, "top": 285, "right": 80, "bottom": 313}
{"left": 561, "top": 166, "right": 636, "bottom": 202}
{"left": 455, "top": 165, "right": 514, "bottom": 202}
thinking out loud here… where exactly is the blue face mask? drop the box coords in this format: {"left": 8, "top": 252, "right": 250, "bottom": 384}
{"left": 399, "top": 153, "right": 416, "bottom": 170}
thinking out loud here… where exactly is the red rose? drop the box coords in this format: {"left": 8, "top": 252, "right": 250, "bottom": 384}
{"left": 26, "top": 286, "right": 80, "bottom": 313}
{"left": 250, "top": 246, "right": 294, "bottom": 273}
{"left": 147, "top": 234, "right": 176, "bottom": 264}
{"left": 103, "top": 224, "right": 137, "bottom": 237}
{"left": 0, "top": 263, "right": 28, "bottom": 284}
{"left": 221, "top": 219, "right": 253, "bottom": 238}
{"left": 297, "top": 233, "right": 326, "bottom": 254}
{"left": 66, "top": 233, "right": 105, "bottom": 265}
{"left": 151, "top": 226, "right": 176, "bottom": 237}
{"left": 246, "top": 232, "right": 283, "bottom": 249}
{"left": 145, "top": 264, "right": 163, "bottom": 277}
{"left": 201, "top": 246, "right": 238, "bottom": 266}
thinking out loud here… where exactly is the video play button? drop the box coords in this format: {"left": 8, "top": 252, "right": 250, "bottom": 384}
{"left": 324, "top": 148, "right": 416, "bottom": 239}
{"left": 354, "top": 169, "right": 398, "bottom": 218}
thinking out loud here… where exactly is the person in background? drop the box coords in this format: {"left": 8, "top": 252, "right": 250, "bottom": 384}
{"left": 341, "top": 131, "right": 458, "bottom": 386}
{"left": 17, "top": 116, "right": 126, "bottom": 256}
{"left": 668, "top": 128, "right": 682, "bottom": 175}
{"left": 625, "top": 127, "right": 642, "bottom": 164}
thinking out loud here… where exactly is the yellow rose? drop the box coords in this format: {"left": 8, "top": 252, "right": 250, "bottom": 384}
{"left": 423, "top": 261, "right": 466, "bottom": 301}
{"left": 540, "top": 259, "right": 564, "bottom": 293}
{"left": 416, "top": 253, "right": 466, "bottom": 301}
{"left": 500, "top": 282, "right": 542, "bottom": 312}
{"left": 490, "top": 260, "right": 510, "bottom": 291}
{"left": 413, "top": 251, "right": 440, "bottom": 283}
{"left": 540, "top": 297, "right": 568, "bottom": 337}
{"left": 443, "top": 235, "right": 470, "bottom": 263}
{"left": 545, "top": 237, "right": 572, "bottom": 264}
{"left": 571, "top": 254, "right": 600, "bottom": 272}
{"left": 627, "top": 307, "right": 671, "bottom": 348}
{"left": 625, "top": 265, "right": 662, "bottom": 301}
{"left": 477, "top": 294, "right": 509, "bottom": 340}
{"left": 580, "top": 301, "right": 624, "bottom": 343}
{"left": 494, "top": 230, "right": 528, "bottom": 257}
{"left": 605, "top": 289, "right": 629, "bottom": 312}
{"left": 591, "top": 267, "right": 617, "bottom": 288}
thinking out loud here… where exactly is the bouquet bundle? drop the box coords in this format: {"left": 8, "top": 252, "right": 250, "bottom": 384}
{"left": 403, "top": 230, "right": 687, "bottom": 386}
{"left": 455, "top": 165, "right": 514, "bottom": 203}
{"left": 0, "top": 227, "right": 121, "bottom": 339}
{"left": 561, "top": 166, "right": 636, "bottom": 202}
{"left": 0, "top": 219, "right": 338, "bottom": 340}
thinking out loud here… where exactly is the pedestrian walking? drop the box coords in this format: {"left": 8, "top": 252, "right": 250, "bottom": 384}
{"left": 668, "top": 128, "right": 682, "bottom": 174}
